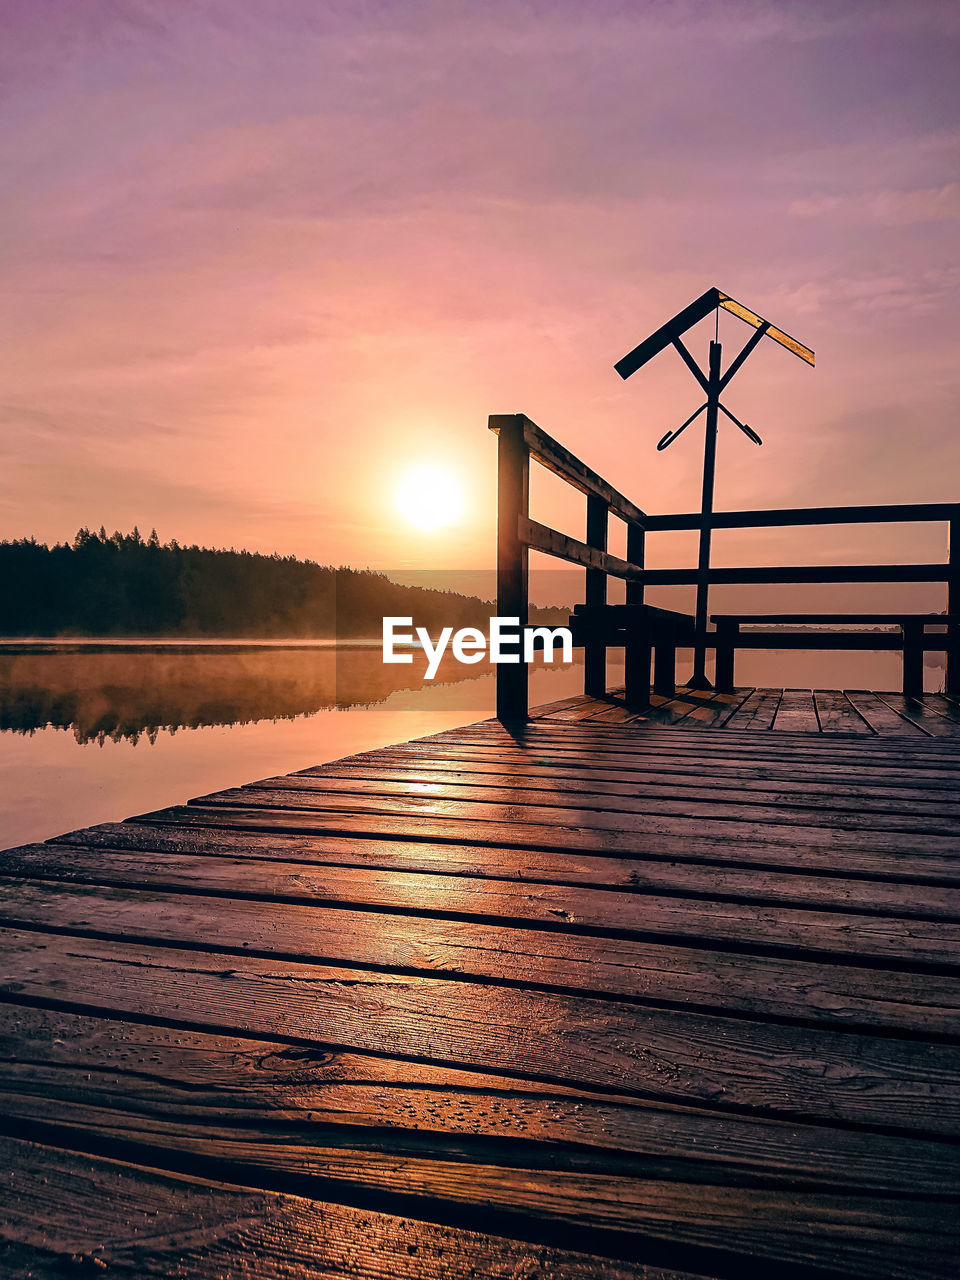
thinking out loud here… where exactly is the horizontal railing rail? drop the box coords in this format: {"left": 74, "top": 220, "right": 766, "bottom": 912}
{"left": 490, "top": 415, "right": 646, "bottom": 525}
{"left": 646, "top": 502, "right": 960, "bottom": 531}
{"left": 640, "top": 563, "right": 952, "bottom": 585}
{"left": 519, "top": 516, "right": 644, "bottom": 581}
{"left": 490, "top": 411, "right": 960, "bottom": 722}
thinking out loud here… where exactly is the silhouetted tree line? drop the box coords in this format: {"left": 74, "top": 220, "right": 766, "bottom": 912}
{"left": 0, "top": 527, "right": 562, "bottom": 637}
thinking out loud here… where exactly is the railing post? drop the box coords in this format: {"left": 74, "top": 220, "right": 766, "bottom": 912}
{"left": 948, "top": 515, "right": 960, "bottom": 695}
{"left": 584, "top": 495, "right": 608, "bottom": 698}
{"left": 624, "top": 522, "right": 650, "bottom": 707}
{"left": 492, "top": 414, "right": 529, "bottom": 724}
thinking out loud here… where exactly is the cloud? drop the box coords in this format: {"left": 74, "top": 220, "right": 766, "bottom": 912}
{"left": 791, "top": 183, "right": 960, "bottom": 225}
{"left": 0, "top": 0, "right": 958, "bottom": 568}
{"left": 772, "top": 267, "right": 960, "bottom": 319}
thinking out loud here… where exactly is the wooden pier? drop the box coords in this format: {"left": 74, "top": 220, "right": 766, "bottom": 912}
{"left": 3, "top": 399, "right": 960, "bottom": 1277}
{"left": 2, "top": 690, "right": 960, "bottom": 1278}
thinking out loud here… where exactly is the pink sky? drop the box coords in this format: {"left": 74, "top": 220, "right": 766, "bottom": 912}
{"left": 1, "top": 0, "right": 958, "bottom": 577}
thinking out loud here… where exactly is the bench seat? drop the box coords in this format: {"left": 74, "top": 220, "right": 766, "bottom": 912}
{"left": 711, "top": 613, "right": 955, "bottom": 697}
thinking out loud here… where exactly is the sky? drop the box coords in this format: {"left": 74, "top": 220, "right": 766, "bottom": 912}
{"left": 1, "top": 0, "right": 958, "bottom": 577}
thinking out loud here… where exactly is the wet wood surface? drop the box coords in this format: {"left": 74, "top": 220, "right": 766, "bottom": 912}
{"left": 534, "top": 686, "right": 960, "bottom": 737}
{"left": 1, "top": 707, "right": 959, "bottom": 1276}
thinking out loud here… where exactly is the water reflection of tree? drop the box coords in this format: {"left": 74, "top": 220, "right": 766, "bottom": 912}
{"left": 0, "top": 646, "right": 519, "bottom": 745}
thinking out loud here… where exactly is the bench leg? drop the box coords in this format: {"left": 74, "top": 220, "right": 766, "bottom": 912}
{"left": 948, "top": 619, "right": 960, "bottom": 696}
{"left": 714, "top": 621, "right": 737, "bottom": 695}
{"left": 584, "top": 642, "right": 607, "bottom": 699}
{"left": 902, "top": 622, "right": 923, "bottom": 698}
{"left": 653, "top": 642, "right": 677, "bottom": 696}
{"left": 625, "top": 637, "right": 651, "bottom": 709}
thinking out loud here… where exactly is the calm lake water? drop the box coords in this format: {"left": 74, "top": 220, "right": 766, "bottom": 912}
{"left": 0, "top": 642, "right": 592, "bottom": 848}
{"left": 0, "top": 640, "right": 941, "bottom": 849}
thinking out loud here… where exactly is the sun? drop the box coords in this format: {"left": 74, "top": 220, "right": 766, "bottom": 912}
{"left": 395, "top": 464, "right": 463, "bottom": 531}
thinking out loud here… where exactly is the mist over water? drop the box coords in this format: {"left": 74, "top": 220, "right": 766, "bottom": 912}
{"left": 0, "top": 640, "right": 942, "bottom": 849}
{"left": 0, "top": 642, "right": 583, "bottom": 848}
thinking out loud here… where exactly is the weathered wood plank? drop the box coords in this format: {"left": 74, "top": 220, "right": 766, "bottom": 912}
{"left": 669, "top": 691, "right": 754, "bottom": 729}
{"left": 590, "top": 693, "right": 692, "bottom": 728}
{"left": 0, "top": 1135, "right": 684, "bottom": 1280}
{"left": 552, "top": 698, "right": 629, "bottom": 723}
{"left": 451, "top": 711, "right": 960, "bottom": 745}
{"left": 355, "top": 740, "right": 960, "bottom": 791}
{"left": 533, "top": 693, "right": 601, "bottom": 719}
{"left": 538, "top": 687, "right": 937, "bottom": 737}
{"left": 467, "top": 728, "right": 960, "bottom": 760}
{"left": 646, "top": 693, "right": 724, "bottom": 729}
{"left": 3, "top": 1005, "right": 956, "bottom": 1195}
{"left": 722, "top": 689, "right": 782, "bottom": 730}
{"left": 2, "top": 876, "right": 957, "bottom": 1032}
{"left": 404, "top": 737, "right": 960, "bottom": 780}
{"left": 2, "top": 930, "right": 959, "bottom": 1134}
{"left": 7, "top": 1127, "right": 957, "bottom": 1280}
{"left": 303, "top": 757, "right": 960, "bottom": 817}
{"left": 452, "top": 715, "right": 960, "bottom": 752}
{"left": 927, "top": 695, "right": 960, "bottom": 726}
{"left": 632, "top": 694, "right": 710, "bottom": 727}
{"left": 813, "top": 691, "right": 874, "bottom": 735}
{"left": 1, "top": 1028, "right": 957, "bottom": 1279}
{"left": 875, "top": 693, "right": 960, "bottom": 738}
{"left": 583, "top": 701, "right": 647, "bottom": 724}
{"left": 136, "top": 804, "right": 960, "bottom": 884}
{"left": 257, "top": 767, "right": 960, "bottom": 823}
{"left": 48, "top": 825, "right": 960, "bottom": 919}
{"left": 308, "top": 750, "right": 960, "bottom": 800}
{"left": 425, "top": 725, "right": 960, "bottom": 768}
{"left": 844, "top": 690, "right": 929, "bottom": 737}
{"left": 456, "top": 728, "right": 960, "bottom": 763}
{"left": 193, "top": 780, "right": 960, "bottom": 839}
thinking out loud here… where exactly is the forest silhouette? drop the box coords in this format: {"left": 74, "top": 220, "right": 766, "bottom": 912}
{"left": 1, "top": 527, "right": 561, "bottom": 637}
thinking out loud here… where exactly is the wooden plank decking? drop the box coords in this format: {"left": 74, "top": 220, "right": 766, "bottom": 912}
{"left": 1, "top": 691, "right": 960, "bottom": 1277}
{"left": 536, "top": 685, "right": 960, "bottom": 735}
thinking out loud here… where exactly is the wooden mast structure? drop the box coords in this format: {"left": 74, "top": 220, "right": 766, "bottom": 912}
{"left": 615, "top": 287, "right": 814, "bottom": 688}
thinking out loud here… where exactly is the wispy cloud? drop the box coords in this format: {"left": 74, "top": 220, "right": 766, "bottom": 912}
{"left": 1, "top": 0, "right": 958, "bottom": 565}
{"left": 791, "top": 183, "right": 960, "bottom": 224}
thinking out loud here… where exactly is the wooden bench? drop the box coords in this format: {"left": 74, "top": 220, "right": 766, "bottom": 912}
{"left": 570, "top": 602, "right": 696, "bottom": 706}
{"left": 712, "top": 613, "right": 955, "bottom": 697}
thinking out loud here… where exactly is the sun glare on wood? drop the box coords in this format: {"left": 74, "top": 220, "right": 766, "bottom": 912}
{"left": 395, "top": 464, "right": 463, "bottom": 531}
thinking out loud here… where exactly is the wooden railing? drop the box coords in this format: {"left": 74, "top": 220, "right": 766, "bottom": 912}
{"left": 491, "top": 413, "right": 647, "bottom": 723}
{"left": 490, "top": 412, "right": 960, "bottom": 723}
